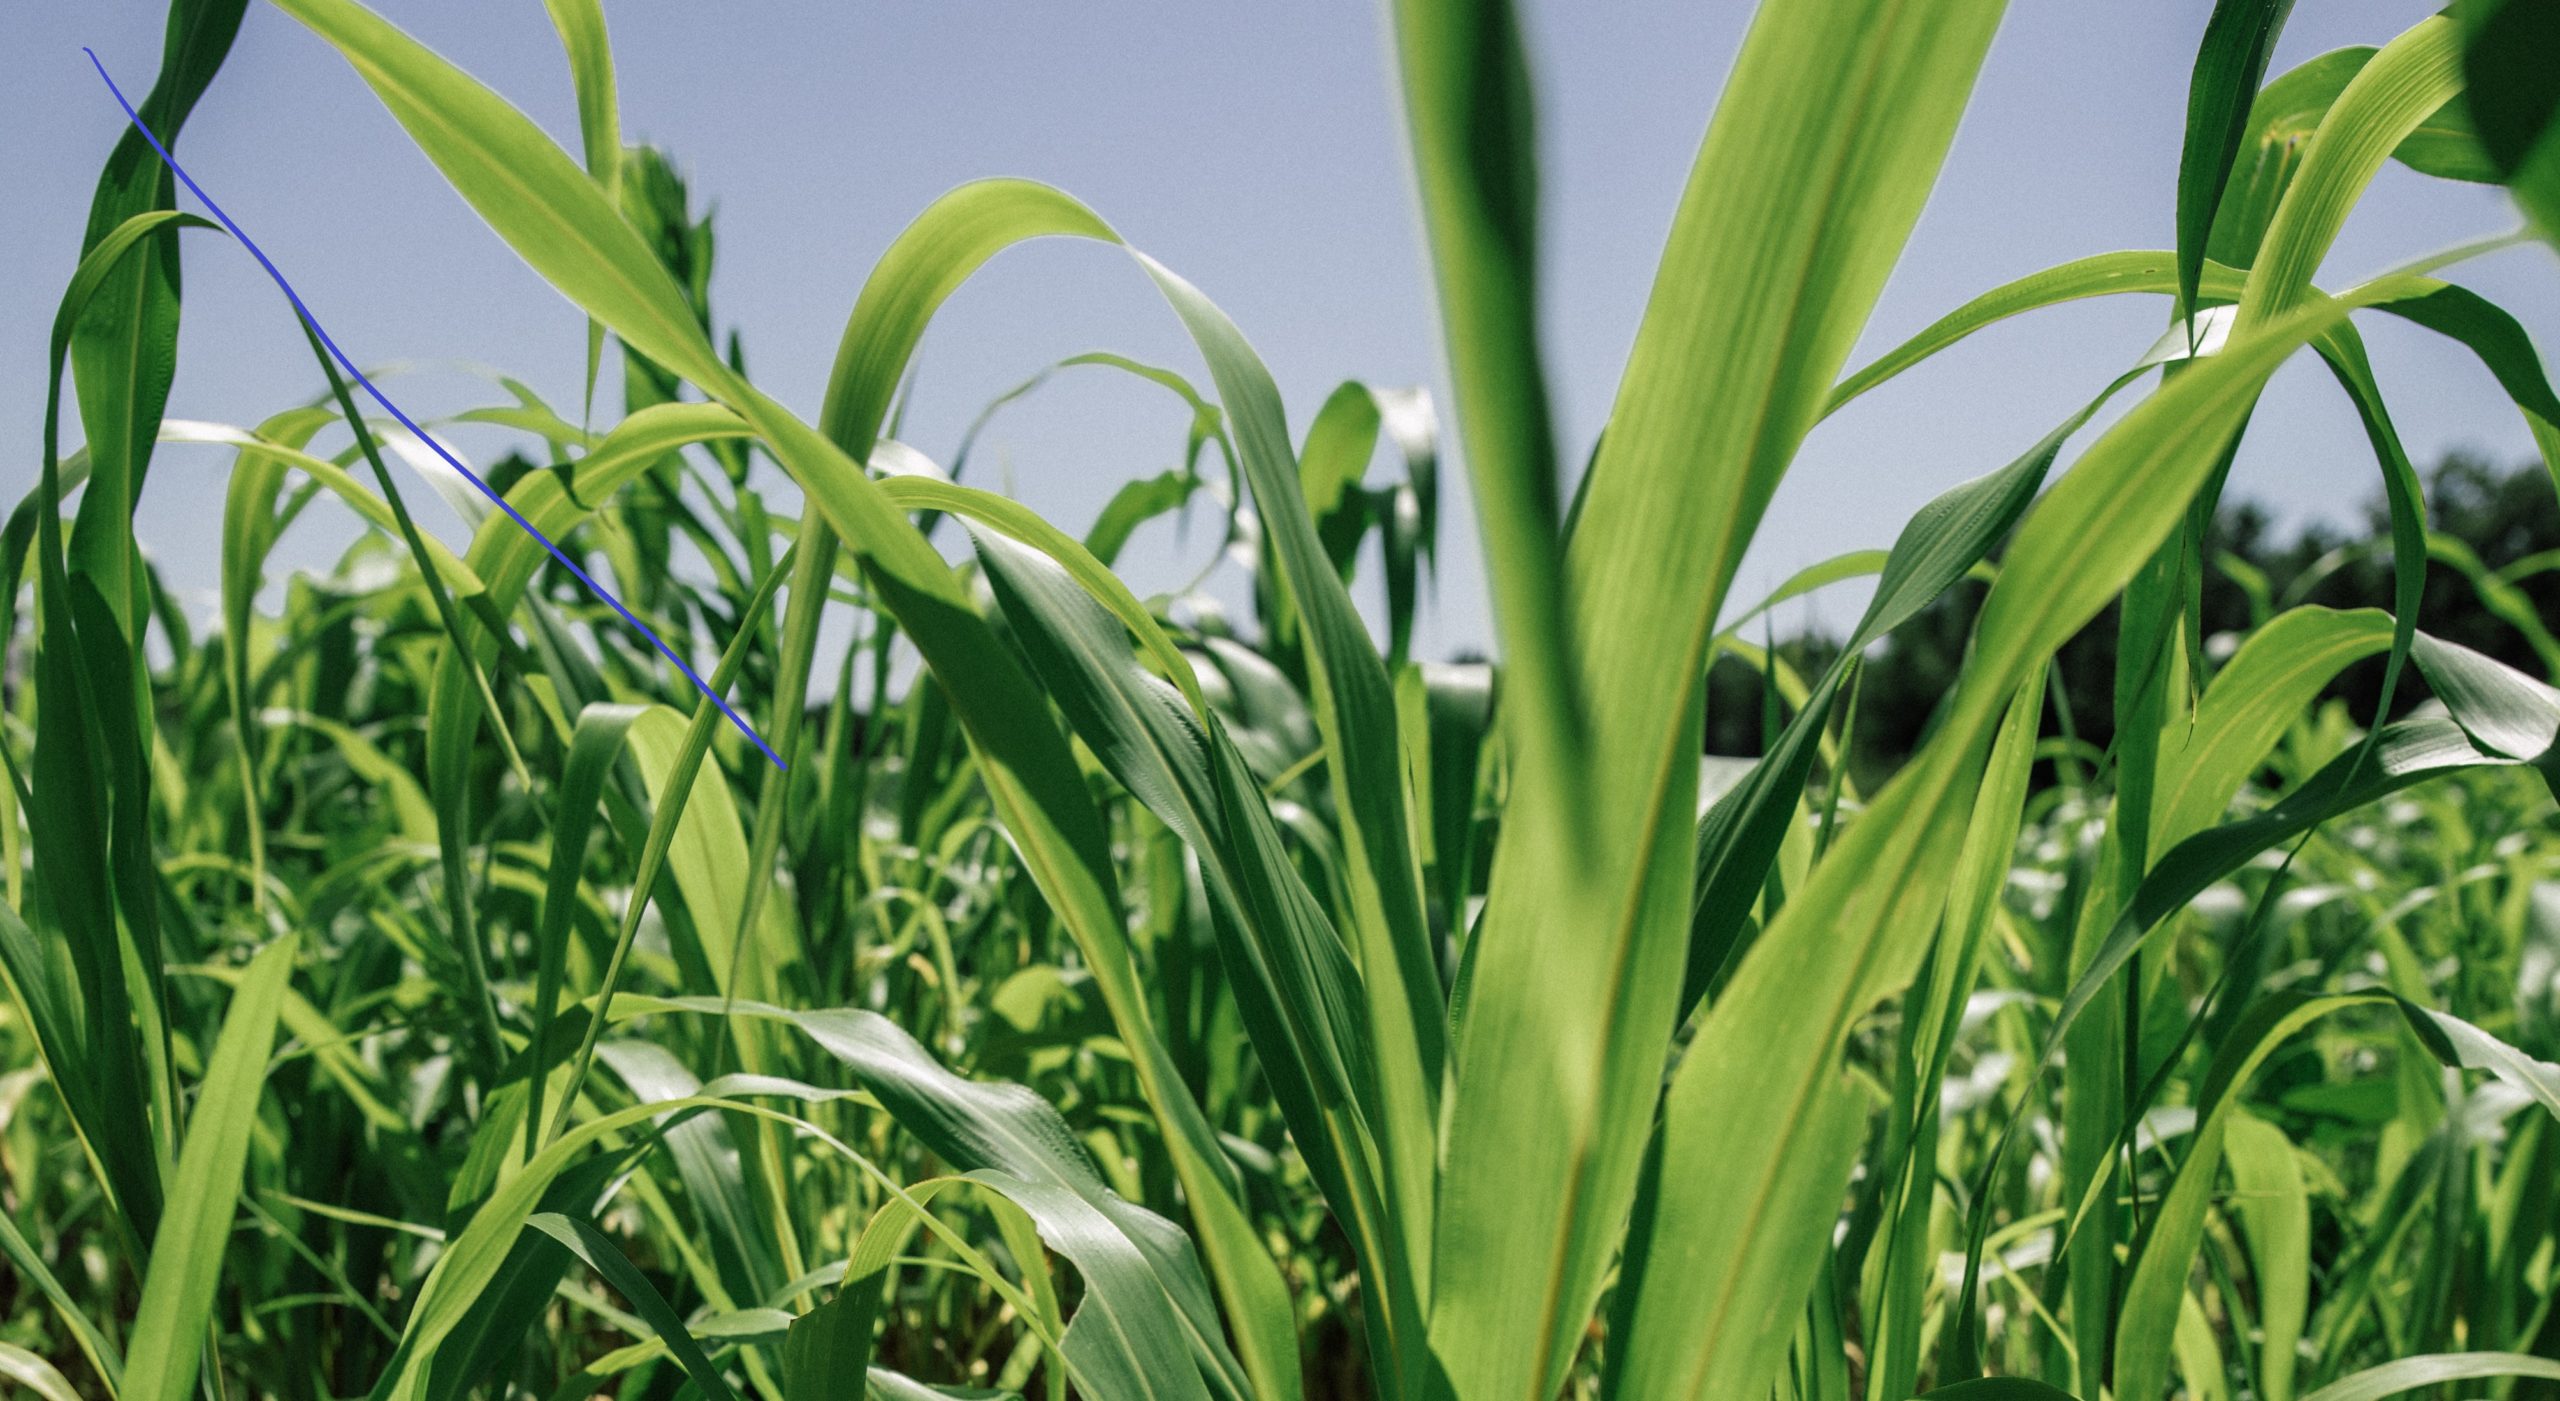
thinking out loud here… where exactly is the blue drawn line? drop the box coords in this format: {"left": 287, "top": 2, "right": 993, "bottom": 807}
{"left": 85, "top": 48, "right": 785, "bottom": 770}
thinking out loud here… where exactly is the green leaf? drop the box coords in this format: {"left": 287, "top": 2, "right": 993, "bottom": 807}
{"left": 123, "top": 932, "right": 299, "bottom": 1401}
{"left": 0, "top": 1188, "right": 122, "bottom": 1394}
{"left": 598, "top": 1040, "right": 787, "bottom": 1308}
{"left": 522, "top": 700, "right": 647, "bottom": 1164}
{"left": 2412, "top": 629, "right": 2560, "bottom": 766}
{"left": 538, "top": 0, "right": 619, "bottom": 421}
{"left": 2459, "top": 0, "right": 2560, "bottom": 246}
{"left": 2149, "top": 605, "right": 2394, "bottom": 852}
{"left": 1718, "top": 550, "right": 1892, "bottom": 637}
{"left": 1946, "top": 631, "right": 2558, "bottom": 1368}
{"left": 2300, "top": 1352, "right": 2560, "bottom": 1401}
{"left": 2224, "top": 1112, "right": 2309, "bottom": 1401}
{"left": 2113, "top": 993, "right": 2383, "bottom": 1401}
{"left": 367, "top": 1095, "right": 716, "bottom": 1400}
{"left": 1864, "top": 670, "right": 2048, "bottom": 1401}
{"left": 2406, "top": 1002, "right": 2560, "bottom": 1121}
{"left": 1687, "top": 372, "right": 2140, "bottom": 1008}
{"left": 2044, "top": 709, "right": 2527, "bottom": 1127}
{"left": 871, "top": 490, "right": 1302, "bottom": 1401}
{"left": 784, "top": 1284, "right": 879, "bottom": 1401}
{"left": 640, "top": 1000, "right": 1239, "bottom": 1401}
{"left": 0, "top": 1345, "right": 85, "bottom": 1401}
{"left": 961, "top": 514, "right": 1372, "bottom": 1388}
{"left": 272, "top": 0, "right": 727, "bottom": 395}
{"left": 2176, "top": 0, "right": 2297, "bottom": 322}
{"left": 2236, "top": 16, "right": 2463, "bottom": 330}
{"left": 1138, "top": 270, "right": 1447, "bottom": 1367}
{"left": 1654, "top": 261, "right": 2434, "bottom": 1400}
{"left": 1831, "top": 251, "right": 2244, "bottom": 412}
{"left": 1087, "top": 467, "right": 1203, "bottom": 569}
{"left": 542, "top": 546, "right": 790, "bottom": 1150}
{"left": 1440, "top": 2, "right": 2010, "bottom": 1392}
{"left": 29, "top": 206, "right": 223, "bottom": 1259}
{"left": 625, "top": 701, "right": 784, "bottom": 998}
{"left": 1388, "top": 0, "right": 1578, "bottom": 793}
{"left": 68, "top": 0, "right": 250, "bottom": 639}
{"left": 528, "top": 1212, "right": 739, "bottom": 1401}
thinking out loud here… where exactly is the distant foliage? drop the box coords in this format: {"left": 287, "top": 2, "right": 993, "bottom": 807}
{"left": 1734, "top": 453, "right": 2560, "bottom": 785}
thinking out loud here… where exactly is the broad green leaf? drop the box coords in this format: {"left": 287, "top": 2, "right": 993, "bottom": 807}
{"left": 29, "top": 207, "right": 225, "bottom": 1256}
{"left": 1719, "top": 550, "right": 1892, "bottom": 637}
{"left": 1441, "top": 3, "right": 2009, "bottom": 1393}
{"left": 598, "top": 1040, "right": 787, "bottom": 1308}
{"left": 2236, "top": 16, "right": 2463, "bottom": 330}
{"left": 2301, "top": 1351, "right": 2560, "bottom": 1401}
{"left": 1138, "top": 265, "right": 1446, "bottom": 1358}
{"left": 162, "top": 419, "right": 486, "bottom": 590}
{"left": 2225, "top": 1111, "right": 2309, "bottom": 1401}
{"left": 123, "top": 932, "right": 298, "bottom": 1401}
{"left": 0, "top": 1345, "right": 84, "bottom": 1401}
{"left": 784, "top": 1282, "right": 879, "bottom": 1401}
{"left": 0, "top": 1076, "right": 124, "bottom": 1393}
{"left": 1388, "top": 0, "right": 1578, "bottom": 796}
{"left": 1687, "top": 370, "right": 2143, "bottom": 1008}
{"left": 2039, "top": 707, "right": 2530, "bottom": 1132}
{"left": 2407, "top": 1002, "right": 2560, "bottom": 1121}
{"left": 214, "top": 403, "right": 333, "bottom": 907}
{"left": 879, "top": 478, "right": 1306, "bottom": 1399}
{"left": 297, "top": 316, "right": 531, "bottom": 798}
{"left": 965, "top": 517, "right": 1385, "bottom": 1382}
{"left": 1830, "top": 253, "right": 2246, "bottom": 412}
{"left": 1858, "top": 666, "right": 2046, "bottom": 1401}
{"left": 423, "top": 401, "right": 755, "bottom": 818}
{"left": 2411, "top": 629, "right": 2560, "bottom": 766}
{"left": 1947, "top": 632, "right": 2556, "bottom": 1368}
{"left": 1645, "top": 269, "right": 2437, "bottom": 1400}
{"left": 271, "top": 0, "right": 727, "bottom": 395}
{"left": 627, "top": 701, "right": 787, "bottom": 998}
{"left": 2176, "top": 0, "right": 2298, "bottom": 322}
{"left": 634, "top": 999, "right": 1240, "bottom": 1400}
{"left": 2150, "top": 606, "right": 2394, "bottom": 851}
{"left": 68, "top": 0, "right": 250, "bottom": 638}
{"left": 2460, "top": 0, "right": 2560, "bottom": 245}
{"left": 1834, "top": 253, "right": 2560, "bottom": 495}
{"left": 2385, "top": 279, "right": 2560, "bottom": 489}
{"left": 369, "top": 1094, "right": 736, "bottom": 1400}
{"left": 542, "top": 546, "right": 790, "bottom": 1150}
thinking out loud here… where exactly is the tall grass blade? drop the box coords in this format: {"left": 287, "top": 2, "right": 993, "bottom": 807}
{"left": 121, "top": 932, "right": 297, "bottom": 1401}
{"left": 1431, "top": 2, "right": 2007, "bottom": 1393}
{"left": 2176, "top": 0, "right": 2297, "bottom": 324}
{"left": 1388, "top": 0, "right": 1579, "bottom": 793}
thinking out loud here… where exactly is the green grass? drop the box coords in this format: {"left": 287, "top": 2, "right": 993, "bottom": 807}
{"left": 7, "top": 0, "right": 2560, "bottom": 1397}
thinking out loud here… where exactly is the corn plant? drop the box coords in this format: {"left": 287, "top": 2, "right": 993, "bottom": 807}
{"left": 7, "top": 0, "right": 2560, "bottom": 1398}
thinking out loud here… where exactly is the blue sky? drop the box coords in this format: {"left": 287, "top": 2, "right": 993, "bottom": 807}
{"left": 6, "top": 2, "right": 2556, "bottom": 664}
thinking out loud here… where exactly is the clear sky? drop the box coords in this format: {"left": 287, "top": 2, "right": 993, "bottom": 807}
{"left": 6, "top": 2, "right": 2556, "bottom": 664}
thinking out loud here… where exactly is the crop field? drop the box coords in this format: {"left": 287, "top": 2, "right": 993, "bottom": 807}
{"left": 6, "top": 0, "right": 2560, "bottom": 1398}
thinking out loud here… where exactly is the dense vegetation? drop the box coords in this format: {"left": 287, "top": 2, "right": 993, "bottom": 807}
{"left": 1730, "top": 451, "right": 2560, "bottom": 785}
{"left": 6, "top": 1, "right": 2560, "bottom": 1399}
